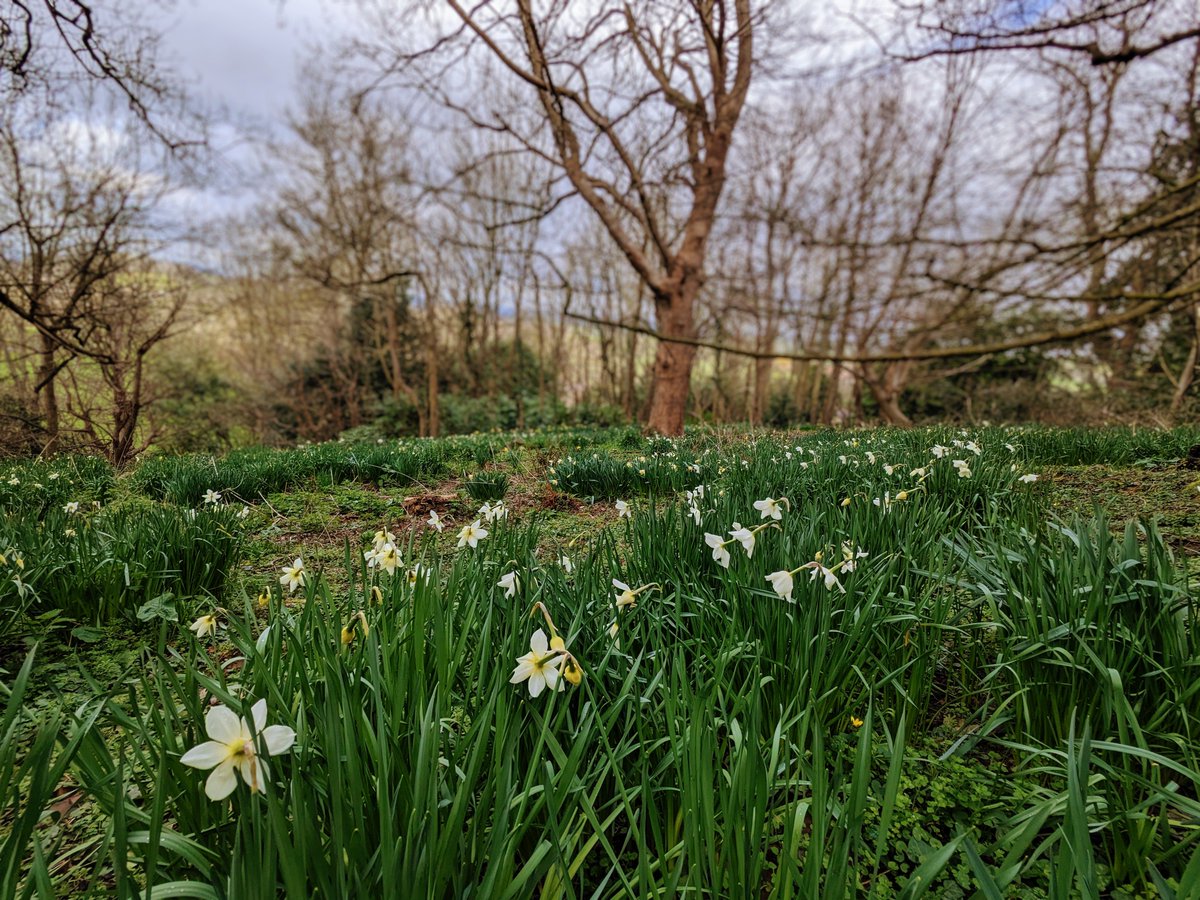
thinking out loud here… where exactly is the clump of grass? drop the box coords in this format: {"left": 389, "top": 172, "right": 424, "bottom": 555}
{"left": 130, "top": 440, "right": 447, "bottom": 505}
{"left": 0, "top": 503, "right": 245, "bottom": 628}
{"left": 462, "top": 470, "right": 510, "bottom": 503}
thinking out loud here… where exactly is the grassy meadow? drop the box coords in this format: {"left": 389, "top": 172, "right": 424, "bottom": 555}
{"left": 2, "top": 425, "right": 1199, "bottom": 898}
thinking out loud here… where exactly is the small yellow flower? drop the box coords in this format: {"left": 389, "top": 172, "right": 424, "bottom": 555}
{"left": 850, "top": 716, "right": 864, "bottom": 729}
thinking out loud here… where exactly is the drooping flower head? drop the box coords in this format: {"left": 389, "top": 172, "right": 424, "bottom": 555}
{"left": 766, "top": 570, "right": 794, "bottom": 602}
{"left": 498, "top": 570, "right": 520, "bottom": 598}
{"left": 753, "top": 497, "right": 785, "bottom": 521}
{"left": 704, "top": 532, "right": 731, "bottom": 568}
{"left": 189, "top": 614, "right": 218, "bottom": 638}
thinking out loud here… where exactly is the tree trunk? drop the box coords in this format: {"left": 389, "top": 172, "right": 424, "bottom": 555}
{"left": 1169, "top": 304, "right": 1200, "bottom": 418}
{"left": 425, "top": 305, "right": 440, "bottom": 437}
{"left": 37, "top": 331, "right": 60, "bottom": 451}
{"left": 866, "top": 362, "right": 914, "bottom": 427}
{"left": 645, "top": 273, "right": 702, "bottom": 434}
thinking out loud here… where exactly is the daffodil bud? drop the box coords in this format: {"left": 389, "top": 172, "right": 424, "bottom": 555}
{"left": 896, "top": 490, "right": 909, "bottom": 501}
{"left": 841, "top": 497, "right": 851, "bottom": 507}
{"left": 564, "top": 660, "right": 582, "bottom": 685}
{"left": 550, "top": 635, "right": 566, "bottom": 652}
{"left": 340, "top": 625, "right": 355, "bottom": 645}
{"left": 370, "top": 585, "right": 383, "bottom": 605}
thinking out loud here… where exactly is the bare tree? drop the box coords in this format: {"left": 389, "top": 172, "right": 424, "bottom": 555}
{"left": 370, "top": 0, "right": 762, "bottom": 434}
{"left": 0, "top": 104, "right": 187, "bottom": 461}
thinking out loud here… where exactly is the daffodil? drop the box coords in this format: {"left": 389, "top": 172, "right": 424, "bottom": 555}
{"left": 548, "top": 631, "right": 583, "bottom": 685}
{"left": 427, "top": 509, "right": 445, "bottom": 532}
{"left": 615, "top": 500, "right": 630, "bottom": 518}
{"left": 341, "top": 610, "right": 369, "bottom": 646}
{"left": 374, "top": 542, "right": 400, "bottom": 575}
{"left": 728, "top": 523, "right": 756, "bottom": 558}
{"left": 1018, "top": 473, "right": 1038, "bottom": 483}
{"left": 457, "top": 520, "right": 488, "bottom": 548}
{"left": 180, "top": 700, "right": 296, "bottom": 801}
{"left": 559, "top": 555, "right": 574, "bottom": 574}
{"left": 498, "top": 570, "right": 520, "bottom": 598}
{"left": 804, "top": 561, "right": 845, "bottom": 593}
{"left": 189, "top": 614, "right": 218, "bottom": 638}
{"left": 752, "top": 497, "right": 786, "bottom": 520}
{"left": 509, "top": 629, "right": 565, "bottom": 698}
{"left": 203, "top": 489, "right": 222, "bottom": 505}
{"left": 372, "top": 528, "right": 396, "bottom": 551}
{"left": 480, "top": 501, "right": 507, "bottom": 523}
{"left": 612, "top": 579, "right": 636, "bottom": 609}
{"left": 704, "top": 532, "right": 731, "bottom": 568}
{"left": 766, "top": 570, "right": 794, "bottom": 602}
{"left": 280, "top": 557, "right": 306, "bottom": 593}
{"left": 840, "top": 542, "right": 869, "bottom": 572}
{"left": 63, "top": 501, "right": 79, "bottom": 514}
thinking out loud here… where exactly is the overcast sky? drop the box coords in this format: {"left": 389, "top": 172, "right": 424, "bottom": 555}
{"left": 151, "top": 0, "right": 345, "bottom": 126}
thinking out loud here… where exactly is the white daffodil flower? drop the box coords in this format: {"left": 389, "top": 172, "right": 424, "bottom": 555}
{"left": 753, "top": 497, "right": 784, "bottom": 521}
{"left": 615, "top": 500, "right": 631, "bottom": 518}
{"left": 203, "top": 489, "right": 222, "bottom": 505}
{"left": 279, "top": 558, "right": 305, "bottom": 593}
{"left": 613, "top": 579, "right": 637, "bottom": 609}
{"left": 427, "top": 510, "right": 444, "bottom": 532}
{"left": 457, "top": 520, "right": 488, "bottom": 548}
{"left": 189, "top": 614, "right": 218, "bottom": 638}
{"left": 63, "top": 501, "right": 79, "bottom": 514}
{"left": 498, "top": 570, "right": 520, "bottom": 598}
{"left": 729, "top": 523, "right": 755, "bottom": 558}
{"left": 1019, "top": 473, "right": 1038, "bottom": 483}
{"left": 559, "top": 556, "right": 574, "bottom": 574}
{"left": 180, "top": 700, "right": 296, "bottom": 801}
{"left": 766, "top": 570, "right": 794, "bottom": 602}
{"left": 376, "top": 542, "right": 400, "bottom": 575}
{"left": 509, "top": 629, "right": 565, "bottom": 698}
{"left": 805, "top": 562, "right": 845, "bottom": 593}
{"left": 704, "top": 532, "right": 731, "bottom": 568}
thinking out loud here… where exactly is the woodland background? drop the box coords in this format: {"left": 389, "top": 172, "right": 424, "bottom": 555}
{"left": 1, "top": 0, "right": 1198, "bottom": 462}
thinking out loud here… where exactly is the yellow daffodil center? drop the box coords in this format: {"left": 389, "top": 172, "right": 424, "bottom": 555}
{"left": 226, "top": 738, "right": 250, "bottom": 760}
